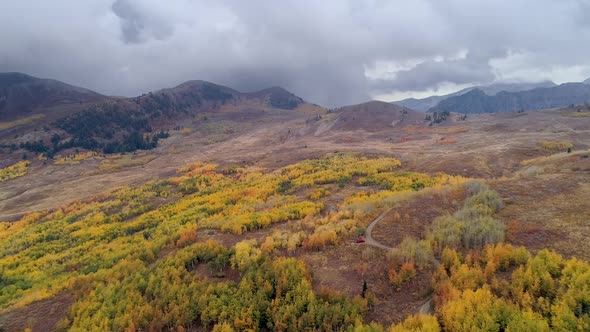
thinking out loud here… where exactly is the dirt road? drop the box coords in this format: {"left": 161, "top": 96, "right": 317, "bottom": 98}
{"left": 364, "top": 208, "right": 436, "bottom": 315}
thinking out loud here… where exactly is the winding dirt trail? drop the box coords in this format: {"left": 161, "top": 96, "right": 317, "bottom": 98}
{"left": 364, "top": 208, "right": 393, "bottom": 250}
{"left": 364, "top": 208, "right": 437, "bottom": 315}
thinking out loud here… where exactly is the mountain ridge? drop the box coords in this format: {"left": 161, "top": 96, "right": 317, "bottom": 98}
{"left": 0, "top": 72, "right": 105, "bottom": 121}
{"left": 0, "top": 72, "right": 309, "bottom": 156}
{"left": 393, "top": 81, "right": 557, "bottom": 111}
{"left": 429, "top": 82, "right": 590, "bottom": 114}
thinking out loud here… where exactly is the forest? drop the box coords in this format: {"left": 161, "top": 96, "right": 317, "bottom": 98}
{"left": 17, "top": 92, "right": 178, "bottom": 157}
{"left": 52, "top": 102, "right": 170, "bottom": 155}
{"left": 1, "top": 154, "right": 589, "bottom": 331}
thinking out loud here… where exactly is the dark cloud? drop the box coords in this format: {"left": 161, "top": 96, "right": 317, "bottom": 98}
{"left": 369, "top": 52, "right": 499, "bottom": 93}
{"left": 112, "top": 0, "right": 145, "bottom": 44}
{"left": 112, "top": 0, "right": 175, "bottom": 44}
{"left": 1, "top": 0, "right": 590, "bottom": 106}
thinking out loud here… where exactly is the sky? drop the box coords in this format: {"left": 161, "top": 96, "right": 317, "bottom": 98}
{"left": 1, "top": 0, "right": 590, "bottom": 107}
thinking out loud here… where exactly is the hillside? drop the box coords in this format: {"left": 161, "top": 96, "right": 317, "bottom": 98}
{"left": 329, "top": 101, "right": 425, "bottom": 131}
{"left": 430, "top": 82, "right": 590, "bottom": 114}
{"left": 0, "top": 72, "right": 104, "bottom": 121}
{"left": 393, "top": 81, "right": 556, "bottom": 111}
{"left": 0, "top": 75, "right": 308, "bottom": 161}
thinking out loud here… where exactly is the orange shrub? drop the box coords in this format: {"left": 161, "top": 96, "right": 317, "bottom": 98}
{"left": 388, "top": 266, "right": 400, "bottom": 287}
{"left": 400, "top": 261, "right": 417, "bottom": 282}
{"left": 176, "top": 228, "right": 198, "bottom": 247}
{"left": 303, "top": 228, "right": 338, "bottom": 250}
{"left": 388, "top": 261, "right": 417, "bottom": 288}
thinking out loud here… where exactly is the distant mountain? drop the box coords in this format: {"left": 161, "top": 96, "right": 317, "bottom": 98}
{"left": 393, "top": 91, "right": 465, "bottom": 113}
{"left": 52, "top": 80, "right": 307, "bottom": 153}
{"left": 154, "top": 80, "right": 304, "bottom": 111}
{"left": 478, "top": 81, "right": 557, "bottom": 95}
{"left": 429, "top": 82, "right": 590, "bottom": 114}
{"left": 0, "top": 73, "right": 308, "bottom": 156}
{"left": 243, "top": 86, "right": 304, "bottom": 110}
{"left": 393, "top": 81, "right": 556, "bottom": 111}
{"left": 0, "top": 72, "right": 104, "bottom": 121}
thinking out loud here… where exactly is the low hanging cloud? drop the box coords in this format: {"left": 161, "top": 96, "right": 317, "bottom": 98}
{"left": 1, "top": 0, "right": 590, "bottom": 106}
{"left": 369, "top": 55, "right": 498, "bottom": 93}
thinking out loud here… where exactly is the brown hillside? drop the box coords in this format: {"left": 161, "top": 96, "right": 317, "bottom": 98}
{"left": 330, "top": 100, "right": 424, "bottom": 132}
{"left": 0, "top": 72, "right": 105, "bottom": 121}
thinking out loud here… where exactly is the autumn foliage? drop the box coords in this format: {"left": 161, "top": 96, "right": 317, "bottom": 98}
{"left": 3, "top": 154, "right": 585, "bottom": 331}
{"left": 0, "top": 160, "right": 30, "bottom": 182}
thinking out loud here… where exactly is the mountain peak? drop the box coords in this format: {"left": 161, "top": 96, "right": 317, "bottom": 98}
{"left": 171, "top": 80, "right": 239, "bottom": 94}
{"left": 0, "top": 72, "right": 37, "bottom": 87}
{"left": 158, "top": 80, "right": 305, "bottom": 110}
{"left": 259, "top": 86, "right": 304, "bottom": 110}
{"left": 335, "top": 100, "right": 414, "bottom": 113}
{"left": 464, "top": 88, "right": 487, "bottom": 96}
{"left": 0, "top": 72, "right": 104, "bottom": 121}
{"left": 245, "top": 86, "right": 304, "bottom": 110}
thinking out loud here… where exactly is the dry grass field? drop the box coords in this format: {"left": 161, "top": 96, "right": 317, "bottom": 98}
{"left": 0, "top": 103, "right": 589, "bottom": 331}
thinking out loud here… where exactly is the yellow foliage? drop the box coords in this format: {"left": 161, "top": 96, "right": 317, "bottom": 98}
{"left": 0, "top": 114, "right": 45, "bottom": 130}
{"left": 176, "top": 161, "right": 218, "bottom": 176}
{"left": 231, "top": 240, "right": 261, "bottom": 272}
{"left": 539, "top": 140, "right": 573, "bottom": 151}
{"left": 439, "top": 287, "right": 506, "bottom": 331}
{"left": 0, "top": 160, "right": 30, "bottom": 182}
{"left": 388, "top": 314, "right": 440, "bottom": 332}
{"left": 567, "top": 110, "right": 590, "bottom": 117}
{"left": 0, "top": 152, "right": 470, "bottom": 328}
{"left": 307, "top": 187, "right": 331, "bottom": 200}
{"left": 180, "top": 127, "right": 193, "bottom": 135}
{"left": 54, "top": 151, "right": 99, "bottom": 165}
{"left": 96, "top": 155, "right": 156, "bottom": 173}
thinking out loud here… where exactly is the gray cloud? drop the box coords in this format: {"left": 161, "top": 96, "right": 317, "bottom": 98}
{"left": 1, "top": 0, "right": 590, "bottom": 106}
{"left": 370, "top": 54, "right": 498, "bottom": 93}
{"left": 112, "top": 0, "right": 145, "bottom": 44}
{"left": 112, "top": 0, "right": 175, "bottom": 44}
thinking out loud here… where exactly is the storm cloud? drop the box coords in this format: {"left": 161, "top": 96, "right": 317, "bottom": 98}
{"left": 1, "top": 0, "right": 590, "bottom": 106}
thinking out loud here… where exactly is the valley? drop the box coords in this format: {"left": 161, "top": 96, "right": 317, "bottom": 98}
{"left": 0, "top": 75, "right": 589, "bottom": 331}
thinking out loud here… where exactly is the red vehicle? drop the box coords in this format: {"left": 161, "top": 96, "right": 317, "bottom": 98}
{"left": 355, "top": 236, "right": 366, "bottom": 243}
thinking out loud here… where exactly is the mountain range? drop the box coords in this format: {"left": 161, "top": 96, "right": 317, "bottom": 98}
{"left": 0, "top": 73, "right": 304, "bottom": 122}
{"left": 393, "top": 79, "right": 590, "bottom": 113}
{"left": 430, "top": 81, "right": 590, "bottom": 114}
{"left": 3, "top": 71, "right": 590, "bottom": 160}
{"left": 0, "top": 72, "right": 307, "bottom": 157}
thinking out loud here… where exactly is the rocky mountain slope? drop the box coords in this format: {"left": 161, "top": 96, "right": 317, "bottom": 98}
{"left": 430, "top": 82, "right": 590, "bottom": 114}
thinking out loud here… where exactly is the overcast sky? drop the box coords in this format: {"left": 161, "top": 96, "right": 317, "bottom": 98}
{"left": 2, "top": 0, "right": 590, "bottom": 106}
